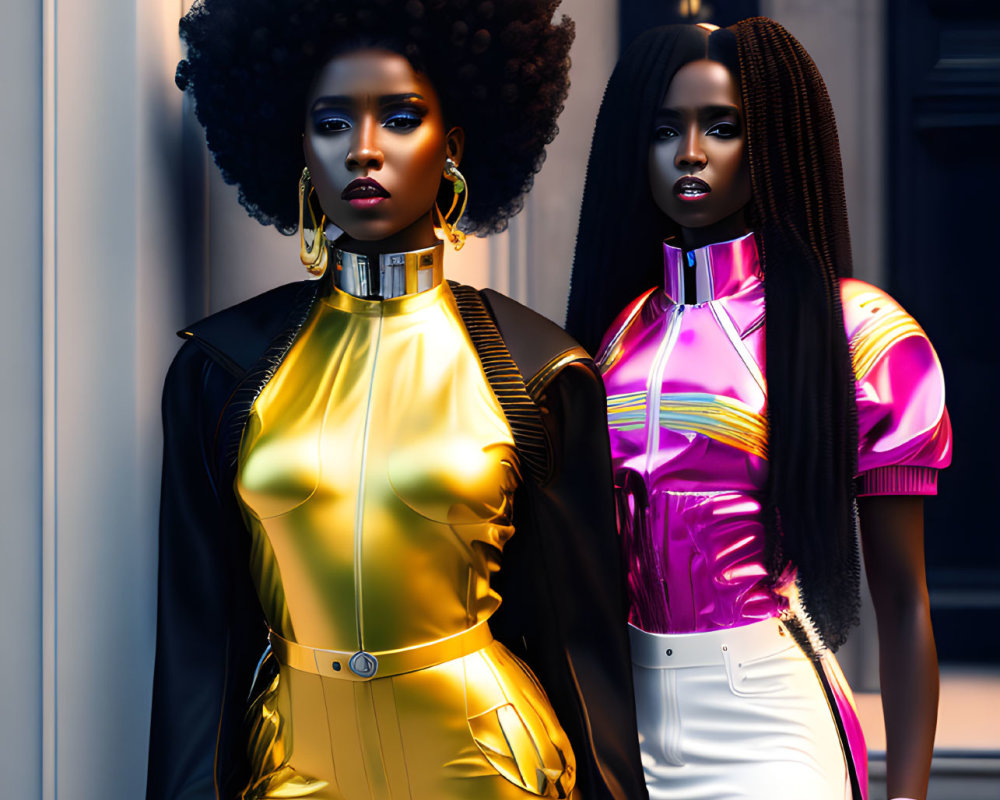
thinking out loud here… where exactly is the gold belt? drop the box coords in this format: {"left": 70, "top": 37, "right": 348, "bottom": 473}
{"left": 268, "top": 619, "right": 494, "bottom": 682}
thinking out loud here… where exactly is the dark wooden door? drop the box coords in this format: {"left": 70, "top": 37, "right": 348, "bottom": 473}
{"left": 888, "top": 0, "right": 1000, "bottom": 662}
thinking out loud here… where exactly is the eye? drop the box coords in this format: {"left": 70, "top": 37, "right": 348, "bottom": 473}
{"left": 313, "top": 112, "right": 351, "bottom": 134}
{"left": 383, "top": 111, "right": 423, "bottom": 131}
{"left": 654, "top": 125, "right": 679, "bottom": 141}
{"left": 707, "top": 121, "right": 740, "bottom": 139}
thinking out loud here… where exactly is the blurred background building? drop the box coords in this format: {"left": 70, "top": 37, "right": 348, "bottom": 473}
{"left": 1, "top": 0, "right": 996, "bottom": 797}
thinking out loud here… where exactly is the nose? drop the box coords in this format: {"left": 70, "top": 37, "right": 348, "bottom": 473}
{"left": 345, "top": 114, "right": 383, "bottom": 171}
{"left": 675, "top": 124, "right": 706, "bottom": 169}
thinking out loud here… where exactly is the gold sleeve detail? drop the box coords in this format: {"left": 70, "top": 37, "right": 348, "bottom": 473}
{"left": 851, "top": 305, "right": 926, "bottom": 381}
{"left": 525, "top": 347, "right": 591, "bottom": 401}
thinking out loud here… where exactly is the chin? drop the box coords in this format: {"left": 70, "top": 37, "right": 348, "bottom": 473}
{"left": 348, "top": 230, "right": 391, "bottom": 243}
{"left": 671, "top": 214, "right": 714, "bottom": 230}
{"left": 337, "top": 220, "right": 397, "bottom": 242}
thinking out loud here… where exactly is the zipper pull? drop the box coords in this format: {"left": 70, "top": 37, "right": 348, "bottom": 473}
{"left": 684, "top": 251, "right": 697, "bottom": 305}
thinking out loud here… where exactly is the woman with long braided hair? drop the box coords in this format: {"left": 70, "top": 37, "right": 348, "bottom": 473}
{"left": 567, "top": 18, "right": 950, "bottom": 800}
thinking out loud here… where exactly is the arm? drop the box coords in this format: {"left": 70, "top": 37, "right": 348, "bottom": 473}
{"left": 147, "top": 343, "right": 266, "bottom": 799}
{"left": 843, "top": 280, "right": 952, "bottom": 800}
{"left": 858, "top": 494, "right": 938, "bottom": 800}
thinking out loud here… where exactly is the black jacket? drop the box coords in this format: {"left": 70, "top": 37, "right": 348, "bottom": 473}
{"left": 146, "top": 278, "right": 648, "bottom": 800}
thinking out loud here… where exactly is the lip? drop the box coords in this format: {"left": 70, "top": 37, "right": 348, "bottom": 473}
{"left": 673, "top": 176, "right": 711, "bottom": 201}
{"left": 347, "top": 197, "right": 387, "bottom": 209}
{"left": 342, "top": 177, "right": 390, "bottom": 202}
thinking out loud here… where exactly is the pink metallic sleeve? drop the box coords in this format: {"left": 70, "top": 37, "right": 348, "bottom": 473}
{"left": 842, "top": 279, "right": 953, "bottom": 496}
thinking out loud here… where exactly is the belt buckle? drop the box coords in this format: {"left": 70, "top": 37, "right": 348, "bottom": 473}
{"left": 349, "top": 651, "right": 378, "bottom": 679}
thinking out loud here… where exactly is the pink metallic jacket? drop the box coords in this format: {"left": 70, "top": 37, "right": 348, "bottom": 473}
{"left": 598, "top": 232, "right": 952, "bottom": 635}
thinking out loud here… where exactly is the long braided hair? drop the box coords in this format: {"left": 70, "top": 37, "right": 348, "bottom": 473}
{"left": 566, "top": 18, "right": 860, "bottom": 650}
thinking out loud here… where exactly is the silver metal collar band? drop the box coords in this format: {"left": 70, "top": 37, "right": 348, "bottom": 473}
{"left": 333, "top": 242, "right": 444, "bottom": 300}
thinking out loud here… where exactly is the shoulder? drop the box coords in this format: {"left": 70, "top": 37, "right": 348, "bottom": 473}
{"left": 840, "top": 278, "right": 922, "bottom": 341}
{"left": 594, "top": 287, "right": 658, "bottom": 367}
{"left": 840, "top": 278, "right": 933, "bottom": 382}
{"left": 178, "top": 279, "right": 319, "bottom": 377}
{"left": 479, "top": 289, "right": 595, "bottom": 401}
{"left": 840, "top": 277, "right": 909, "bottom": 333}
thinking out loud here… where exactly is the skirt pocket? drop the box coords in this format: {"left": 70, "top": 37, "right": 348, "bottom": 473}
{"left": 723, "top": 639, "right": 801, "bottom": 698}
{"left": 464, "top": 642, "right": 576, "bottom": 798}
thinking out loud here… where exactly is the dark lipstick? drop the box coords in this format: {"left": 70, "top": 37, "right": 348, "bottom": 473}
{"left": 674, "top": 176, "right": 710, "bottom": 200}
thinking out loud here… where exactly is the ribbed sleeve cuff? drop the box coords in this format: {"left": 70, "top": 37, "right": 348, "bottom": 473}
{"left": 856, "top": 465, "right": 939, "bottom": 496}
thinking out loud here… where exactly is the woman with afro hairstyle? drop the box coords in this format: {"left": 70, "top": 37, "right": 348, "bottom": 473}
{"left": 147, "top": 1, "right": 647, "bottom": 799}
{"left": 566, "top": 19, "right": 950, "bottom": 800}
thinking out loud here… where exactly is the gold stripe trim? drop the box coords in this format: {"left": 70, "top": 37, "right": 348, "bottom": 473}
{"left": 660, "top": 395, "right": 768, "bottom": 459}
{"left": 607, "top": 391, "right": 768, "bottom": 459}
{"left": 851, "top": 307, "right": 925, "bottom": 380}
{"left": 525, "top": 347, "right": 590, "bottom": 400}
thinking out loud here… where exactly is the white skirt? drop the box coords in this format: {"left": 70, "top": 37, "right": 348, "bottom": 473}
{"left": 630, "top": 619, "right": 852, "bottom": 800}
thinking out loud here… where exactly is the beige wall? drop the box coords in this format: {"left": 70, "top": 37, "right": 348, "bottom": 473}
{"left": 0, "top": 0, "right": 43, "bottom": 795}
{"left": 7, "top": 1, "right": 191, "bottom": 798}
{"left": 763, "top": 0, "right": 887, "bottom": 288}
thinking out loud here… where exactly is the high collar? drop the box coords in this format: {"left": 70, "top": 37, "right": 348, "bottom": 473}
{"left": 332, "top": 241, "right": 444, "bottom": 300}
{"left": 663, "top": 232, "right": 760, "bottom": 304}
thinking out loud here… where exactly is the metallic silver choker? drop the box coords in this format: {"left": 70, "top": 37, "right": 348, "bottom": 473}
{"left": 333, "top": 243, "right": 444, "bottom": 300}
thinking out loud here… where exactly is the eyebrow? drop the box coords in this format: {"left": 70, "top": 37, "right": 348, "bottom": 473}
{"left": 311, "top": 93, "right": 427, "bottom": 110}
{"left": 657, "top": 104, "right": 741, "bottom": 118}
{"left": 379, "top": 93, "right": 426, "bottom": 106}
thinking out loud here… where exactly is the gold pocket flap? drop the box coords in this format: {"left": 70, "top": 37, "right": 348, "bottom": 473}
{"left": 468, "top": 702, "right": 572, "bottom": 798}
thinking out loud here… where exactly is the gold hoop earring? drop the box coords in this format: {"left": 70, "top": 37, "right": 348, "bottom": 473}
{"left": 299, "top": 167, "right": 328, "bottom": 276}
{"left": 434, "top": 157, "right": 468, "bottom": 251}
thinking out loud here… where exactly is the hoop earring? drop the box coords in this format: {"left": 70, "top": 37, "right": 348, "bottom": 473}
{"left": 299, "top": 167, "right": 328, "bottom": 276}
{"left": 434, "top": 158, "right": 468, "bottom": 251}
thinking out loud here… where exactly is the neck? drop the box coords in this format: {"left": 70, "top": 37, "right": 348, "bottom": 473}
{"left": 678, "top": 207, "right": 751, "bottom": 251}
{"left": 663, "top": 231, "right": 759, "bottom": 304}
{"left": 334, "top": 213, "right": 439, "bottom": 256}
{"left": 333, "top": 241, "right": 445, "bottom": 300}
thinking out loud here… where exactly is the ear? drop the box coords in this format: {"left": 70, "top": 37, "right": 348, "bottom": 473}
{"left": 445, "top": 126, "right": 465, "bottom": 166}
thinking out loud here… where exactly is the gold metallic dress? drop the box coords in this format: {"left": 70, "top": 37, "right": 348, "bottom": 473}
{"left": 234, "top": 278, "right": 575, "bottom": 799}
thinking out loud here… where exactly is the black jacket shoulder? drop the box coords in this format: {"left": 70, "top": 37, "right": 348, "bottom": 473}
{"left": 180, "top": 280, "right": 319, "bottom": 377}
{"left": 480, "top": 288, "right": 595, "bottom": 400}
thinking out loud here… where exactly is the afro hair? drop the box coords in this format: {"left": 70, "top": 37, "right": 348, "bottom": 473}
{"left": 176, "top": 0, "right": 574, "bottom": 235}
